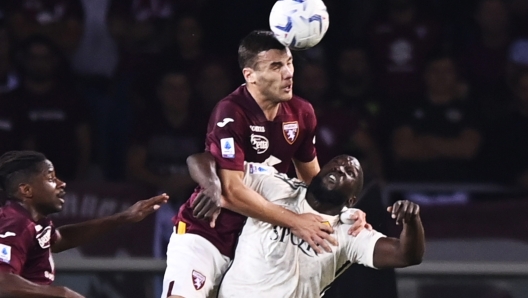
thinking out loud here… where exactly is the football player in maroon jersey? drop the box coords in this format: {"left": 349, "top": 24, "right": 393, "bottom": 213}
{"left": 162, "top": 31, "right": 370, "bottom": 298}
{"left": 0, "top": 151, "right": 169, "bottom": 298}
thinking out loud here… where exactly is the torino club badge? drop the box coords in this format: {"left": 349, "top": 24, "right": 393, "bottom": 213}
{"left": 283, "top": 121, "right": 299, "bottom": 144}
{"left": 192, "top": 270, "right": 206, "bottom": 290}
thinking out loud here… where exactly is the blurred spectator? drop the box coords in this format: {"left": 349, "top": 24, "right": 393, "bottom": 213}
{"left": 507, "top": 0, "right": 528, "bottom": 37}
{"left": 481, "top": 70, "right": 528, "bottom": 187}
{"left": 367, "top": 0, "right": 442, "bottom": 101}
{"left": 9, "top": 35, "right": 91, "bottom": 181}
{"left": 333, "top": 46, "right": 381, "bottom": 115}
{"left": 0, "top": 21, "right": 24, "bottom": 155}
{"left": 4, "top": 0, "right": 84, "bottom": 56}
{"left": 195, "top": 60, "right": 236, "bottom": 115}
{"left": 126, "top": 70, "right": 204, "bottom": 204}
{"left": 458, "top": 0, "right": 513, "bottom": 116}
{"left": 389, "top": 53, "right": 483, "bottom": 183}
{"left": 295, "top": 63, "right": 384, "bottom": 180}
{"left": 72, "top": 0, "right": 119, "bottom": 79}
{"left": 0, "top": 20, "right": 18, "bottom": 93}
{"left": 156, "top": 14, "right": 212, "bottom": 78}
{"left": 506, "top": 38, "right": 528, "bottom": 87}
{"left": 107, "top": 0, "right": 173, "bottom": 72}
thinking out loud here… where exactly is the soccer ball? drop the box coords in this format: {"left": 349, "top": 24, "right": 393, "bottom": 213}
{"left": 269, "top": 0, "right": 330, "bottom": 51}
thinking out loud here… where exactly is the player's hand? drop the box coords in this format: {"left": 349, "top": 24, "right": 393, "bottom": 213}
{"left": 121, "top": 194, "right": 170, "bottom": 223}
{"left": 60, "top": 286, "right": 85, "bottom": 298}
{"left": 191, "top": 181, "right": 223, "bottom": 228}
{"left": 387, "top": 200, "right": 420, "bottom": 225}
{"left": 290, "top": 213, "right": 337, "bottom": 254}
{"left": 346, "top": 209, "right": 373, "bottom": 236}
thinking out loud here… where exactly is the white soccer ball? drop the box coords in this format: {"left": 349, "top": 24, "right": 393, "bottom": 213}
{"left": 269, "top": 0, "right": 330, "bottom": 51}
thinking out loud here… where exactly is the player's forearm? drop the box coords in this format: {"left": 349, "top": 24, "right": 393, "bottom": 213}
{"left": 0, "top": 273, "right": 67, "bottom": 298}
{"left": 398, "top": 216, "right": 425, "bottom": 266}
{"left": 223, "top": 185, "right": 297, "bottom": 228}
{"left": 187, "top": 152, "right": 220, "bottom": 188}
{"left": 52, "top": 213, "right": 126, "bottom": 253}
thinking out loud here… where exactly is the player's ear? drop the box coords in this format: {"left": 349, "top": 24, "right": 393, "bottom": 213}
{"left": 18, "top": 183, "right": 33, "bottom": 198}
{"left": 243, "top": 67, "right": 256, "bottom": 84}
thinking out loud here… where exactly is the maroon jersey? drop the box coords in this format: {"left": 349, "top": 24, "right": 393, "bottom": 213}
{"left": 174, "top": 85, "right": 317, "bottom": 258}
{"left": 0, "top": 201, "right": 58, "bottom": 285}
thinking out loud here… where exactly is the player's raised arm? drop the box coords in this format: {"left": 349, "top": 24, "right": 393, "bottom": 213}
{"left": 51, "top": 194, "right": 169, "bottom": 253}
{"left": 0, "top": 273, "right": 84, "bottom": 298}
{"left": 372, "top": 200, "right": 425, "bottom": 268}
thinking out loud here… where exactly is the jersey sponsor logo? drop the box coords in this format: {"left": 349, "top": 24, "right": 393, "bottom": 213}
{"left": 270, "top": 226, "right": 318, "bottom": 258}
{"left": 217, "top": 118, "right": 234, "bottom": 127}
{"left": 0, "top": 244, "right": 11, "bottom": 264}
{"left": 283, "top": 121, "right": 299, "bottom": 144}
{"left": 250, "top": 125, "right": 265, "bottom": 132}
{"left": 36, "top": 226, "right": 52, "bottom": 249}
{"left": 192, "top": 270, "right": 206, "bottom": 290}
{"left": 0, "top": 232, "right": 16, "bottom": 238}
{"left": 250, "top": 134, "right": 269, "bottom": 154}
{"left": 220, "top": 137, "right": 235, "bottom": 158}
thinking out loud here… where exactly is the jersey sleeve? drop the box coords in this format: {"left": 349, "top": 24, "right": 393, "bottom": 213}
{"left": 0, "top": 226, "right": 33, "bottom": 275}
{"left": 342, "top": 228, "right": 386, "bottom": 269}
{"left": 206, "top": 101, "right": 249, "bottom": 172}
{"left": 293, "top": 104, "right": 317, "bottom": 163}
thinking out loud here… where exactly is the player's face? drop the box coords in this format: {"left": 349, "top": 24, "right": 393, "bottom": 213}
{"left": 252, "top": 48, "right": 294, "bottom": 102}
{"left": 319, "top": 155, "right": 361, "bottom": 199}
{"left": 30, "top": 160, "right": 66, "bottom": 216}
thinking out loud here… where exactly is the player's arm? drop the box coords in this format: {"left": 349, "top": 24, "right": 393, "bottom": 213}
{"left": 372, "top": 200, "right": 425, "bottom": 268}
{"left": 292, "top": 157, "right": 320, "bottom": 184}
{"left": 51, "top": 194, "right": 168, "bottom": 253}
{"left": 220, "top": 169, "right": 337, "bottom": 253}
{"left": 0, "top": 273, "right": 83, "bottom": 298}
{"left": 186, "top": 152, "right": 222, "bottom": 221}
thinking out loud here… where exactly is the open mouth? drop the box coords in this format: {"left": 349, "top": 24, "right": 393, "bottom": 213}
{"left": 57, "top": 192, "right": 66, "bottom": 204}
{"left": 328, "top": 174, "right": 337, "bottom": 183}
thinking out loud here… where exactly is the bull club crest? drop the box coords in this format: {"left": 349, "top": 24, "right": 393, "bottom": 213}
{"left": 192, "top": 270, "right": 206, "bottom": 290}
{"left": 282, "top": 121, "right": 299, "bottom": 144}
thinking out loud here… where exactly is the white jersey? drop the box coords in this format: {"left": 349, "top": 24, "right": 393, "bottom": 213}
{"left": 218, "top": 163, "right": 386, "bottom": 298}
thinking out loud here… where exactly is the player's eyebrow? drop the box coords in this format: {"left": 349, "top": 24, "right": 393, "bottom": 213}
{"left": 270, "top": 61, "right": 283, "bottom": 68}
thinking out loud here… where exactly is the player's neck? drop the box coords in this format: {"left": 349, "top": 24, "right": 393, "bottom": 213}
{"left": 247, "top": 86, "right": 281, "bottom": 121}
{"left": 16, "top": 200, "right": 46, "bottom": 222}
{"left": 305, "top": 193, "right": 342, "bottom": 216}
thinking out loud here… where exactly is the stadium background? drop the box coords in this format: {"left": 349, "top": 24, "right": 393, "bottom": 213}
{"left": 0, "top": 0, "right": 527, "bottom": 297}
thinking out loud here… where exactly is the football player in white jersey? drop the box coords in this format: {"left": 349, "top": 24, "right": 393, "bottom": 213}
{"left": 187, "top": 153, "right": 425, "bottom": 298}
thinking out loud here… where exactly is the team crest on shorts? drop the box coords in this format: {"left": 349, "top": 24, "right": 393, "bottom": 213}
{"left": 192, "top": 270, "right": 206, "bottom": 290}
{"left": 283, "top": 121, "right": 299, "bottom": 144}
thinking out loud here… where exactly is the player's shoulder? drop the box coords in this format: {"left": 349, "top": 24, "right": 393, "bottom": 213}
{"left": 289, "top": 94, "right": 315, "bottom": 113}
{"left": 0, "top": 204, "right": 35, "bottom": 236}
{"left": 215, "top": 85, "right": 249, "bottom": 110}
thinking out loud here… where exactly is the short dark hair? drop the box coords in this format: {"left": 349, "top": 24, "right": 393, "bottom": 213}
{"left": 0, "top": 151, "right": 47, "bottom": 199}
{"left": 238, "top": 30, "right": 286, "bottom": 70}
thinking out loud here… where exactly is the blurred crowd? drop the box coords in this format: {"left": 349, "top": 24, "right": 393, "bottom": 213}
{"left": 0, "top": 0, "right": 527, "bottom": 208}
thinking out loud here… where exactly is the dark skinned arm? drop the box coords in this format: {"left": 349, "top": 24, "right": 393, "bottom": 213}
{"left": 372, "top": 200, "right": 425, "bottom": 268}
{"left": 51, "top": 194, "right": 168, "bottom": 253}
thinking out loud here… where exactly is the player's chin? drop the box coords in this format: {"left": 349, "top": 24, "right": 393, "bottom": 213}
{"left": 278, "top": 91, "right": 293, "bottom": 101}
